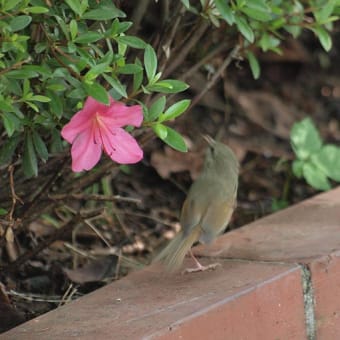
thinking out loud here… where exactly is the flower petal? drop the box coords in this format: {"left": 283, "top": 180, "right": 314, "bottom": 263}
{"left": 101, "top": 128, "right": 143, "bottom": 164}
{"left": 61, "top": 96, "right": 110, "bottom": 143}
{"left": 61, "top": 112, "right": 92, "bottom": 143}
{"left": 83, "top": 96, "right": 111, "bottom": 117}
{"left": 71, "top": 128, "right": 102, "bottom": 172}
{"left": 101, "top": 100, "right": 143, "bottom": 127}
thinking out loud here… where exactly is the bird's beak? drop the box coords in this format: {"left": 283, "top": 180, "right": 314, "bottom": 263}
{"left": 201, "top": 134, "right": 215, "bottom": 146}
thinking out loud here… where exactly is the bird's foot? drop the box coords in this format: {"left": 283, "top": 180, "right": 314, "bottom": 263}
{"left": 182, "top": 262, "right": 221, "bottom": 274}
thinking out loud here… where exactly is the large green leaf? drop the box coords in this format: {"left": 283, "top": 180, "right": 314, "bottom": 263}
{"left": 290, "top": 118, "right": 322, "bottom": 160}
{"left": 302, "top": 162, "right": 331, "bottom": 191}
{"left": 311, "top": 144, "right": 340, "bottom": 181}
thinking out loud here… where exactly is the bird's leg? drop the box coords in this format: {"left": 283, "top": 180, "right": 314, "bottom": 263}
{"left": 182, "top": 249, "right": 221, "bottom": 274}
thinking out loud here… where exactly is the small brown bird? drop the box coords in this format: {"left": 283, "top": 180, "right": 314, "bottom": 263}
{"left": 154, "top": 135, "right": 239, "bottom": 272}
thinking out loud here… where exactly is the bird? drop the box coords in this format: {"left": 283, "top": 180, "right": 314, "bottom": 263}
{"left": 154, "top": 135, "right": 239, "bottom": 273}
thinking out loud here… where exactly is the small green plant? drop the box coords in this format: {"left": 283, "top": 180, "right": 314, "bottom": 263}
{"left": 290, "top": 118, "right": 340, "bottom": 191}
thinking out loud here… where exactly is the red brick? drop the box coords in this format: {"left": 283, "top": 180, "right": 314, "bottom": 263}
{"left": 2, "top": 261, "right": 305, "bottom": 340}
{"left": 156, "top": 266, "right": 305, "bottom": 340}
{"left": 309, "top": 252, "right": 340, "bottom": 339}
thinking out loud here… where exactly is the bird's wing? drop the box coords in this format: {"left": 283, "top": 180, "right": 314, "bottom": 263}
{"left": 180, "top": 196, "right": 203, "bottom": 236}
{"left": 199, "top": 196, "right": 236, "bottom": 244}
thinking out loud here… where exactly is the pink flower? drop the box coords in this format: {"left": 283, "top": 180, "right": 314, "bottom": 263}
{"left": 61, "top": 96, "right": 143, "bottom": 172}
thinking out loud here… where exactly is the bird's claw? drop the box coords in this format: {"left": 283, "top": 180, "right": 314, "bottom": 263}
{"left": 181, "top": 262, "right": 221, "bottom": 274}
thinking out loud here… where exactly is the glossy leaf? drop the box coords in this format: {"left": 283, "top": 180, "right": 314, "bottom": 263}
{"left": 144, "top": 44, "right": 158, "bottom": 82}
{"left": 246, "top": 51, "right": 260, "bottom": 79}
{"left": 215, "top": 0, "right": 234, "bottom": 25}
{"left": 163, "top": 126, "right": 187, "bottom": 152}
{"left": 235, "top": 16, "right": 254, "bottom": 43}
{"left": 147, "top": 80, "right": 189, "bottom": 93}
{"left": 313, "top": 27, "right": 332, "bottom": 51}
{"left": 83, "top": 4, "right": 125, "bottom": 20}
{"left": 83, "top": 82, "right": 109, "bottom": 105}
{"left": 32, "top": 130, "right": 49, "bottom": 162}
{"left": 152, "top": 123, "right": 168, "bottom": 140}
{"left": 23, "top": 132, "right": 38, "bottom": 178}
{"left": 147, "top": 96, "right": 166, "bottom": 122}
{"left": 9, "top": 15, "right": 32, "bottom": 32}
{"left": 160, "top": 99, "right": 190, "bottom": 122}
{"left": 116, "top": 36, "right": 146, "bottom": 49}
{"left": 0, "top": 134, "right": 20, "bottom": 165}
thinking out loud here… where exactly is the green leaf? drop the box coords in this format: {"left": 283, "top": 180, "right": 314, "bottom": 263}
{"left": 83, "top": 82, "right": 109, "bottom": 105}
{"left": 102, "top": 74, "right": 127, "bottom": 98}
{"left": 0, "top": 134, "right": 20, "bottom": 165}
{"left": 311, "top": 144, "right": 340, "bottom": 181}
{"left": 133, "top": 58, "right": 143, "bottom": 93}
{"left": 118, "top": 63, "right": 143, "bottom": 75}
{"left": 271, "top": 199, "right": 289, "bottom": 212}
{"left": 2, "top": 112, "right": 20, "bottom": 137}
{"left": 313, "top": 27, "right": 332, "bottom": 52}
{"left": 235, "top": 16, "right": 254, "bottom": 43}
{"left": 147, "top": 80, "right": 189, "bottom": 93}
{"left": 26, "top": 6, "right": 49, "bottom": 14}
{"left": 163, "top": 126, "right": 188, "bottom": 152}
{"left": 51, "top": 129, "right": 63, "bottom": 153}
{"left": 83, "top": 4, "right": 125, "bottom": 20}
{"left": 84, "top": 62, "right": 110, "bottom": 81}
{"left": 69, "top": 19, "right": 78, "bottom": 41}
{"left": 30, "top": 95, "right": 51, "bottom": 103}
{"left": 144, "top": 44, "right": 158, "bottom": 82}
{"left": 116, "top": 35, "right": 146, "bottom": 49}
{"left": 160, "top": 99, "right": 190, "bottom": 122}
{"left": 32, "top": 130, "right": 49, "bottom": 162}
{"left": 181, "top": 0, "right": 190, "bottom": 9}
{"left": 9, "top": 16, "right": 32, "bottom": 32}
{"left": 302, "top": 162, "right": 331, "bottom": 191}
{"left": 3, "top": 0, "right": 22, "bottom": 11}
{"left": 292, "top": 159, "right": 304, "bottom": 178}
{"left": 65, "top": 0, "right": 83, "bottom": 16}
{"left": 258, "top": 32, "right": 281, "bottom": 52}
{"left": 246, "top": 51, "right": 260, "bottom": 79}
{"left": 23, "top": 132, "right": 38, "bottom": 178}
{"left": 147, "top": 96, "right": 166, "bottom": 122}
{"left": 241, "top": 4, "right": 272, "bottom": 22}
{"left": 6, "top": 67, "right": 39, "bottom": 79}
{"left": 0, "top": 98, "right": 14, "bottom": 112}
{"left": 0, "top": 208, "right": 7, "bottom": 216}
{"left": 74, "top": 32, "right": 102, "bottom": 44}
{"left": 48, "top": 91, "right": 63, "bottom": 118}
{"left": 215, "top": 0, "right": 234, "bottom": 25}
{"left": 290, "top": 118, "right": 323, "bottom": 160}
{"left": 314, "top": 1, "right": 335, "bottom": 23}
{"left": 152, "top": 123, "right": 168, "bottom": 140}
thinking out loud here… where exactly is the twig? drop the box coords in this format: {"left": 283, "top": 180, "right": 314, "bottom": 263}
{"left": 0, "top": 210, "right": 102, "bottom": 273}
{"left": 8, "top": 165, "right": 23, "bottom": 221}
{"left": 179, "top": 43, "right": 230, "bottom": 81}
{"left": 129, "top": 0, "right": 151, "bottom": 35}
{"left": 8, "top": 290, "right": 75, "bottom": 304}
{"left": 162, "top": 20, "right": 209, "bottom": 78}
{"left": 49, "top": 193, "right": 141, "bottom": 204}
{"left": 189, "top": 44, "right": 241, "bottom": 110}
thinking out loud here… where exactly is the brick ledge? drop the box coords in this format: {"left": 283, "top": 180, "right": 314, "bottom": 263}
{"left": 2, "top": 187, "right": 340, "bottom": 340}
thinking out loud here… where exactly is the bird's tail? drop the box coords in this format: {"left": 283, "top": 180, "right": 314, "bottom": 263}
{"left": 153, "top": 226, "right": 201, "bottom": 272}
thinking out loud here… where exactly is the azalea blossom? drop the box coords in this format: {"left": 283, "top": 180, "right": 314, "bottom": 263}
{"left": 61, "top": 96, "right": 143, "bottom": 172}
